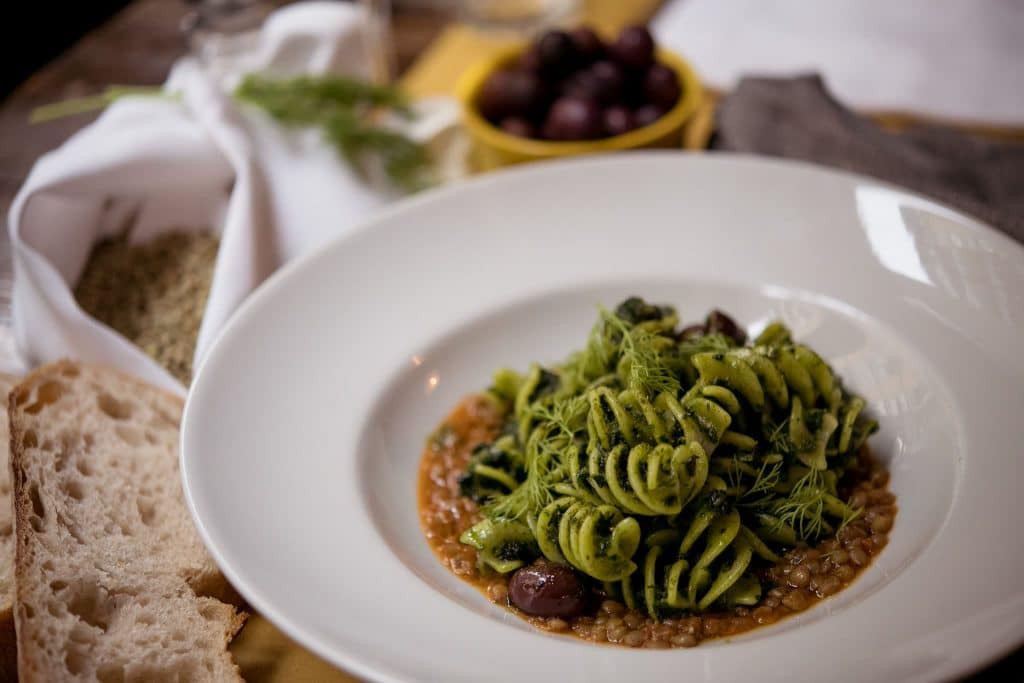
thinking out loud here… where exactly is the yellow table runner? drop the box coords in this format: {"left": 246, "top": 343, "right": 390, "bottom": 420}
{"left": 229, "top": 3, "right": 666, "bottom": 680}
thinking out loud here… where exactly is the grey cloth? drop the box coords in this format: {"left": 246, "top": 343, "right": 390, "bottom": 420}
{"left": 712, "top": 75, "right": 1024, "bottom": 243}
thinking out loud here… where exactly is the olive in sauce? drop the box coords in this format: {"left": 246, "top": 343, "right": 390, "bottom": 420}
{"left": 508, "top": 559, "right": 588, "bottom": 618}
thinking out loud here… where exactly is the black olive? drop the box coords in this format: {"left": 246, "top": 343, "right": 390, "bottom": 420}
{"left": 609, "top": 25, "right": 655, "bottom": 71}
{"left": 643, "top": 62, "right": 681, "bottom": 109}
{"left": 705, "top": 309, "right": 747, "bottom": 344}
{"left": 569, "top": 26, "right": 606, "bottom": 64}
{"left": 562, "top": 70, "right": 603, "bottom": 101}
{"left": 603, "top": 105, "right": 635, "bottom": 136}
{"left": 517, "top": 43, "right": 543, "bottom": 72}
{"left": 588, "top": 60, "right": 626, "bottom": 104}
{"left": 500, "top": 116, "right": 537, "bottom": 138}
{"left": 542, "top": 96, "right": 604, "bottom": 141}
{"left": 476, "top": 68, "right": 548, "bottom": 121}
{"left": 535, "top": 30, "right": 580, "bottom": 77}
{"left": 633, "top": 103, "right": 666, "bottom": 128}
{"left": 677, "top": 323, "right": 705, "bottom": 340}
{"left": 508, "top": 559, "right": 587, "bottom": 618}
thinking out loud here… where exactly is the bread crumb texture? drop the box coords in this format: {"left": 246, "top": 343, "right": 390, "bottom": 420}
{"left": 10, "top": 361, "right": 245, "bottom": 682}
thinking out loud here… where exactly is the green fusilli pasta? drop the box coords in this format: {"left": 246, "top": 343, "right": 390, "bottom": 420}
{"left": 458, "top": 298, "right": 877, "bottom": 618}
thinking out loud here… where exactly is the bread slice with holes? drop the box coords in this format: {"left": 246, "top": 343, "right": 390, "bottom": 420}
{"left": 0, "top": 373, "right": 20, "bottom": 680}
{"left": 9, "top": 360, "right": 246, "bottom": 682}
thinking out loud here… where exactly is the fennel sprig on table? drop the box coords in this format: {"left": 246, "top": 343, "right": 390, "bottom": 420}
{"left": 30, "top": 74, "right": 433, "bottom": 191}
{"left": 234, "top": 75, "right": 431, "bottom": 190}
{"left": 29, "top": 86, "right": 176, "bottom": 123}
{"left": 232, "top": 74, "right": 413, "bottom": 121}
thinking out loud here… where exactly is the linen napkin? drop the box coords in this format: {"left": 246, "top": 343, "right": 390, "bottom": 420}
{"left": 712, "top": 75, "right": 1024, "bottom": 244}
{"left": 653, "top": 0, "right": 1024, "bottom": 126}
{"left": 6, "top": 1, "right": 458, "bottom": 394}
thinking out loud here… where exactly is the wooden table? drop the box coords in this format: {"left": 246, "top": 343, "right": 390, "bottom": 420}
{"left": 0, "top": 1, "right": 1020, "bottom": 681}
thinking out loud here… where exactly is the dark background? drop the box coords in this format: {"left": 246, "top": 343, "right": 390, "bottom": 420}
{"left": 3, "top": 2, "right": 134, "bottom": 99}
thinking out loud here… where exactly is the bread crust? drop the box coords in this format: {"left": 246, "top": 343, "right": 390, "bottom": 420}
{"left": 0, "top": 372, "right": 20, "bottom": 681}
{"left": 10, "top": 362, "right": 67, "bottom": 679}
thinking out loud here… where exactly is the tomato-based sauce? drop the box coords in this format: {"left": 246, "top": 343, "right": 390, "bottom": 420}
{"left": 418, "top": 395, "right": 896, "bottom": 648}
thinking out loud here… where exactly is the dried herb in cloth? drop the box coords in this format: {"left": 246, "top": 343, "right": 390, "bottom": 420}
{"left": 74, "top": 231, "right": 218, "bottom": 384}
{"left": 39, "top": 74, "right": 432, "bottom": 383}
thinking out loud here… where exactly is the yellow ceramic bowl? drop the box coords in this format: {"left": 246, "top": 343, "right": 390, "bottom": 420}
{"left": 457, "top": 46, "right": 703, "bottom": 170}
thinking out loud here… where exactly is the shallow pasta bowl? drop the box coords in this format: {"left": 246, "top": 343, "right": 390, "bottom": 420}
{"left": 181, "top": 153, "right": 1024, "bottom": 683}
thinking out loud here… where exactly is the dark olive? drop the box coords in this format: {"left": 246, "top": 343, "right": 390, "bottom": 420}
{"left": 535, "top": 30, "right": 580, "bottom": 77}
{"left": 542, "top": 96, "right": 604, "bottom": 140}
{"left": 603, "top": 105, "right": 635, "bottom": 136}
{"left": 677, "top": 323, "right": 705, "bottom": 341}
{"left": 517, "top": 43, "right": 542, "bottom": 72}
{"left": 644, "top": 63, "right": 681, "bottom": 109}
{"left": 610, "top": 25, "right": 655, "bottom": 70}
{"left": 633, "top": 103, "right": 666, "bottom": 128}
{"left": 500, "top": 116, "right": 537, "bottom": 138}
{"left": 569, "top": 26, "right": 605, "bottom": 64}
{"left": 477, "top": 68, "right": 547, "bottom": 121}
{"left": 705, "top": 309, "right": 747, "bottom": 344}
{"left": 562, "top": 70, "right": 603, "bottom": 101}
{"left": 589, "top": 60, "right": 626, "bottom": 104}
{"left": 508, "top": 559, "right": 587, "bottom": 618}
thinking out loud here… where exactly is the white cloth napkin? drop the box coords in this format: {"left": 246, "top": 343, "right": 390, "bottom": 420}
{"left": 7, "top": 1, "right": 458, "bottom": 395}
{"left": 653, "top": 0, "right": 1024, "bottom": 125}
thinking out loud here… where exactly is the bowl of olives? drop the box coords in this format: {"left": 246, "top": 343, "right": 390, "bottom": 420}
{"left": 457, "top": 25, "right": 702, "bottom": 170}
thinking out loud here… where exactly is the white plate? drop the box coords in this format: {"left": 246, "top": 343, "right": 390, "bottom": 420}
{"left": 182, "top": 153, "right": 1024, "bottom": 683}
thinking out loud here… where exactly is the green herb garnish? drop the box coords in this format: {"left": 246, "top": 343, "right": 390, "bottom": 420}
{"left": 30, "top": 74, "right": 432, "bottom": 191}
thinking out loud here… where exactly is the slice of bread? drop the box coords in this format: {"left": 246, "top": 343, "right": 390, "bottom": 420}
{"left": 9, "top": 361, "right": 246, "bottom": 682}
{"left": 0, "top": 373, "right": 20, "bottom": 680}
